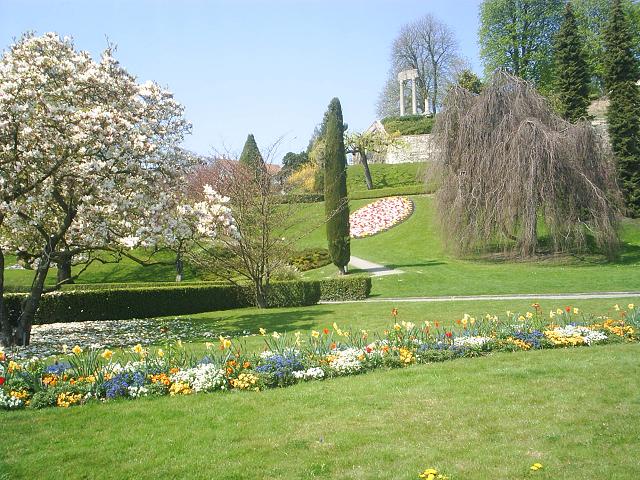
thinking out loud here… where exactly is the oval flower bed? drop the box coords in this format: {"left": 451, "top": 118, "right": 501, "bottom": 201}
{"left": 0, "top": 304, "right": 637, "bottom": 410}
{"left": 349, "top": 196, "right": 413, "bottom": 238}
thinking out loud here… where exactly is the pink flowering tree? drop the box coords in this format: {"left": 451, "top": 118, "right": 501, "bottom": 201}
{"left": 0, "top": 33, "right": 198, "bottom": 346}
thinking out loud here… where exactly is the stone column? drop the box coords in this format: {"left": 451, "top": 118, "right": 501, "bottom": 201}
{"left": 411, "top": 79, "right": 417, "bottom": 115}
{"left": 399, "top": 80, "right": 405, "bottom": 116}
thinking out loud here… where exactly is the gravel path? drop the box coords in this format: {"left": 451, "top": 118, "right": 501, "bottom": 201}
{"left": 349, "top": 256, "right": 403, "bottom": 276}
{"left": 322, "top": 291, "right": 640, "bottom": 304}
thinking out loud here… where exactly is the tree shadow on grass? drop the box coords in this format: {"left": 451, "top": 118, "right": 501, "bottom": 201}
{"left": 192, "top": 307, "right": 336, "bottom": 336}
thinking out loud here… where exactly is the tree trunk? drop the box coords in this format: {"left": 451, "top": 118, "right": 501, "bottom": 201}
{"left": 254, "top": 279, "right": 268, "bottom": 309}
{"left": 15, "top": 250, "right": 52, "bottom": 346}
{"left": 175, "top": 251, "right": 184, "bottom": 283}
{"left": 56, "top": 251, "right": 73, "bottom": 285}
{"left": 0, "top": 247, "right": 10, "bottom": 347}
{"left": 361, "top": 151, "right": 374, "bottom": 190}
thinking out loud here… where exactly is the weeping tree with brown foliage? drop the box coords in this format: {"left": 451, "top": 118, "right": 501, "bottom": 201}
{"left": 433, "top": 72, "right": 621, "bottom": 259}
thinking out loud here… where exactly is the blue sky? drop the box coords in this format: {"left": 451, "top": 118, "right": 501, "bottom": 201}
{"left": 1, "top": 0, "right": 482, "bottom": 160}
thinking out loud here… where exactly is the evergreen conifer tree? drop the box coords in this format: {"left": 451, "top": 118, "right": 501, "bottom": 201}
{"left": 322, "top": 98, "right": 350, "bottom": 273}
{"left": 555, "top": 1, "right": 591, "bottom": 121}
{"left": 605, "top": 0, "right": 640, "bottom": 217}
{"left": 239, "top": 134, "right": 265, "bottom": 172}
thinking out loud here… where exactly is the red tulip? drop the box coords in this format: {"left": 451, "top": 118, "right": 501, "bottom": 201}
{"left": 445, "top": 331, "right": 452, "bottom": 338}
{"left": 565, "top": 306, "right": 571, "bottom": 313}
{"left": 0, "top": 377, "right": 5, "bottom": 386}
{"left": 323, "top": 328, "right": 329, "bottom": 335}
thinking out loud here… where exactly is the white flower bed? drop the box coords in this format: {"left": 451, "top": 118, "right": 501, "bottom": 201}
{"left": 453, "top": 336, "right": 494, "bottom": 348}
{"left": 349, "top": 196, "right": 413, "bottom": 238}
{"left": 170, "top": 363, "right": 227, "bottom": 392}
{"left": 553, "top": 325, "right": 608, "bottom": 345}
{"left": 292, "top": 367, "right": 325, "bottom": 380}
{"left": 328, "top": 348, "right": 364, "bottom": 375}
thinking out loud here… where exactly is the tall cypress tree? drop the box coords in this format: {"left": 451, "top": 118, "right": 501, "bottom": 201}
{"left": 554, "top": 1, "right": 591, "bottom": 122}
{"left": 605, "top": 0, "right": 640, "bottom": 217}
{"left": 239, "top": 134, "right": 264, "bottom": 172}
{"left": 323, "top": 98, "right": 350, "bottom": 274}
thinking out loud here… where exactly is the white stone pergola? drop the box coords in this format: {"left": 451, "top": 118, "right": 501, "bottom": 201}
{"left": 398, "top": 68, "right": 419, "bottom": 116}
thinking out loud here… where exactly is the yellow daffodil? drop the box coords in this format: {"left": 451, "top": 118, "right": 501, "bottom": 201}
{"left": 177, "top": 340, "right": 183, "bottom": 348}
{"left": 156, "top": 349, "right": 165, "bottom": 358}
{"left": 71, "top": 345, "right": 83, "bottom": 355}
{"left": 62, "top": 344, "right": 68, "bottom": 354}
{"left": 205, "top": 342, "right": 213, "bottom": 350}
{"left": 530, "top": 463, "right": 543, "bottom": 471}
{"left": 271, "top": 332, "right": 281, "bottom": 340}
{"left": 132, "top": 344, "right": 144, "bottom": 354}
{"left": 525, "top": 311, "right": 534, "bottom": 319}
{"left": 573, "top": 307, "right": 579, "bottom": 315}
{"left": 506, "top": 310, "right": 513, "bottom": 316}
{"left": 556, "top": 308, "right": 563, "bottom": 315}
{"left": 219, "top": 335, "right": 232, "bottom": 349}
{"left": 614, "top": 304, "right": 620, "bottom": 311}
{"left": 259, "top": 328, "right": 267, "bottom": 336}
{"left": 629, "top": 303, "right": 635, "bottom": 310}
{"left": 424, "top": 321, "right": 431, "bottom": 328}
{"left": 518, "top": 315, "right": 525, "bottom": 321}
{"left": 549, "top": 310, "right": 556, "bottom": 319}
{"left": 311, "top": 330, "right": 320, "bottom": 338}
{"left": 393, "top": 323, "right": 402, "bottom": 331}
{"left": 101, "top": 349, "right": 113, "bottom": 361}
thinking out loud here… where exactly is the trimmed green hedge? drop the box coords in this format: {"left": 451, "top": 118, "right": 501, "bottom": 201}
{"left": 3, "top": 276, "right": 371, "bottom": 324}
{"left": 319, "top": 276, "right": 371, "bottom": 301}
{"left": 60, "top": 280, "right": 230, "bottom": 291}
{"left": 277, "top": 193, "right": 325, "bottom": 204}
{"left": 381, "top": 115, "right": 435, "bottom": 135}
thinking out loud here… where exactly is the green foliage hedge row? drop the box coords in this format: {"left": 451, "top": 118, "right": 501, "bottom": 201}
{"left": 319, "top": 276, "right": 371, "bottom": 301}
{"left": 381, "top": 115, "right": 435, "bottom": 135}
{"left": 278, "top": 193, "right": 325, "bottom": 204}
{"left": 288, "top": 248, "right": 331, "bottom": 271}
{"left": 60, "top": 281, "right": 230, "bottom": 291}
{"left": 3, "top": 276, "right": 371, "bottom": 324}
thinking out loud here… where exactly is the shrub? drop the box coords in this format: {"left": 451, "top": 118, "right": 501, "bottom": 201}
{"left": 288, "top": 248, "right": 331, "bottom": 271}
{"left": 277, "top": 193, "right": 325, "bottom": 204}
{"left": 319, "top": 276, "right": 371, "bottom": 301}
{"left": 381, "top": 115, "right": 434, "bottom": 135}
{"left": 3, "top": 277, "right": 370, "bottom": 324}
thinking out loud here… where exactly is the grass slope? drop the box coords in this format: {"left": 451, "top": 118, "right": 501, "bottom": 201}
{"left": 300, "top": 195, "right": 640, "bottom": 297}
{"left": 5, "top": 194, "right": 640, "bottom": 297}
{"left": 2, "top": 343, "right": 638, "bottom": 479}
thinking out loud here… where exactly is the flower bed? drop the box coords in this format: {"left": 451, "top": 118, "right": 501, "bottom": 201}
{"left": 0, "top": 304, "right": 637, "bottom": 411}
{"left": 349, "top": 196, "right": 414, "bottom": 238}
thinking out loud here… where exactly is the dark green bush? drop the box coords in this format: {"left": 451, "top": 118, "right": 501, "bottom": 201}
{"left": 60, "top": 280, "right": 230, "bottom": 291}
{"left": 288, "top": 248, "right": 331, "bottom": 271}
{"left": 278, "top": 193, "right": 325, "bottom": 204}
{"left": 319, "top": 276, "right": 371, "bottom": 301}
{"left": 3, "top": 277, "right": 370, "bottom": 324}
{"left": 381, "top": 115, "right": 435, "bottom": 135}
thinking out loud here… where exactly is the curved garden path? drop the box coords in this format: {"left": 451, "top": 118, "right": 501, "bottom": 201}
{"left": 349, "top": 256, "right": 403, "bottom": 276}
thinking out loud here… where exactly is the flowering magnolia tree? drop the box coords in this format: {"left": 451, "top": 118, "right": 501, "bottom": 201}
{"left": 0, "top": 33, "right": 198, "bottom": 346}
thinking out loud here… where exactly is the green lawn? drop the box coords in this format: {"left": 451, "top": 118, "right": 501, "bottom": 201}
{"left": 5, "top": 194, "right": 640, "bottom": 298}
{"left": 300, "top": 195, "right": 640, "bottom": 297}
{"left": 162, "top": 298, "right": 637, "bottom": 356}
{"left": 2, "top": 343, "right": 638, "bottom": 479}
